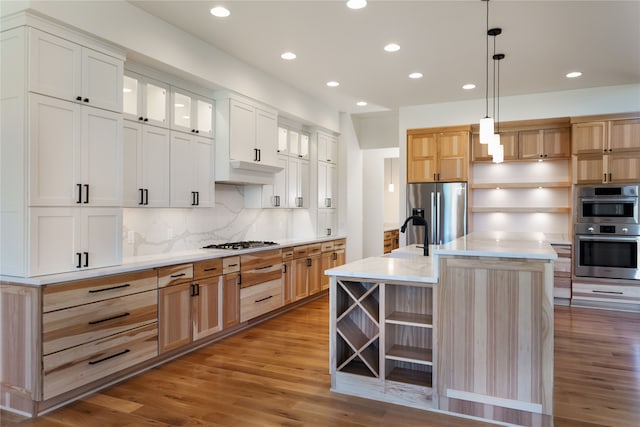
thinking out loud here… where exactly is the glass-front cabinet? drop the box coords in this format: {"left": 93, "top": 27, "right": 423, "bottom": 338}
{"left": 123, "top": 71, "right": 169, "bottom": 128}
{"left": 171, "top": 88, "right": 214, "bottom": 138}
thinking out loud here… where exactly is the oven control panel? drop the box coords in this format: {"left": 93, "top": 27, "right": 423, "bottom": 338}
{"left": 575, "top": 223, "right": 639, "bottom": 235}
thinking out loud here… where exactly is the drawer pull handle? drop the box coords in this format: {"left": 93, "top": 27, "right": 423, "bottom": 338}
{"left": 88, "top": 312, "right": 130, "bottom": 325}
{"left": 255, "top": 295, "right": 273, "bottom": 303}
{"left": 88, "top": 349, "right": 130, "bottom": 365}
{"left": 88, "top": 284, "right": 131, "bottom": 294}
{"left": 170, "top": 273, "right": 186, "bottom": 278}
{"left": 255, "top": 265, "right": 274, "bottom": 271}
{"left": 592, "top": 290, "right": 624, "bottom": 295}
{"left": 203, "top": 267, "right": 218, "bottom": 272}
{"left": 227, "top": 263, "right": 238, "bottom": 267}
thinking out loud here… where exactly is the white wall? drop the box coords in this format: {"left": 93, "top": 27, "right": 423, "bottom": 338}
{"left": 339, "top": 113, "right": 363, "bottom": 262}
{"left": 354, "top": 112, "right": 399, "bottom": 149}
{"left": 384, "top": 157, "right": 400, "bottom": 227}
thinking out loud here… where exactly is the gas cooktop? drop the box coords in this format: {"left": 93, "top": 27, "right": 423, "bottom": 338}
{"left": 202, "top": 241, "right": 279, "bottom": 250}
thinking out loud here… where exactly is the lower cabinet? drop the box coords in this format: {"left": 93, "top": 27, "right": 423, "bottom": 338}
{"left": 282, "top": 247, "right": 294, "bottom": 305}
{"left": 551, "top": 243, "right": 572, "bottom": 300}
{"left": 240, "top": 278, "right": 283, "bottom": 322}
{"left": 222, "top": 256, "right": 241, "bottom": 329}
{"left": 292, "top": 243, "right": 322, "bottom": 301}
{"left": 158, "top": 260, "right": 222, "bottom": 354}
{"left": 321, "top": 239, "right": 346, "bottom": 290}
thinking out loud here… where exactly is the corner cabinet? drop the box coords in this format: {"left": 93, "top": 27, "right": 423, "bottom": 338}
{"left": 407, "top": 126, "right": 470, "bottom": 183}
{"left": 572, "top": 115, "right": 640, "bottom": 184}
{"left": 331, "top": 277, "right": 436, "bottom": 408}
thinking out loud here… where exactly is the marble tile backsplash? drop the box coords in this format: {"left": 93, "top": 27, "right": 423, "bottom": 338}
{"left": 122, "top": 184, "right": 316, "bottom": 257}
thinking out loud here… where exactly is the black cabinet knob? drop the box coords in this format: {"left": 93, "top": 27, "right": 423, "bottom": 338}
{"left": 143, "top": 118, "right": 148, "bottom": 122}
{"left": 83, "top": 98, "right": 89, "bottom": 103}
{"left": 139, "top": 116, "right": 144, "bottom": 121}
{"left": 76, "top": 96, "right": 82, "bottom": 101}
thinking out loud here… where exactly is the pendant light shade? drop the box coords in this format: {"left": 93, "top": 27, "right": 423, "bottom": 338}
{"left": 488, "top": 133, "right": 500, "bottom": 156}
{"left": 479, "top": 117, "right": 494, "bottom": 144}
{"left": 493, "top": 142, "right": 504, "bottom": 164}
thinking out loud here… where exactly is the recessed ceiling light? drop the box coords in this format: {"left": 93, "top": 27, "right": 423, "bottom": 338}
{"left": 346, "top": 0, "right": 367, "bottom": 10}
{"left": 326, "top": 81, "right": 340, "bottom": 87}
{"left": 462, "top": 83, "right": 476, "bottom": 90}
{"left": 384, "top": 43, "right": 400, "bottom": 52}
{"left": 281, "top": 52, "right": 296, "bottom": 60}
{"left": 123, "top": 88, "right": 132, "bottom": 93}
{"left": 210, "top": 6, "right": 230, "bottom": 17}
{"left": 356, "top": 101, "right": 367, "bottom": 106}
{"left": 175, "top": 103, "right": 185, "bottom": 108}
{"left": 408, "top": 72, "right": 423, "bottom": 79}
{"left": 566, "top": 71, "right": 582, "bottom": 78}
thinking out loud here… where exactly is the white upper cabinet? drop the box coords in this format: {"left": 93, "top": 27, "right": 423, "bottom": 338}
{"left": 28, "top": 28, "right": 123, "bottom": 112}
{"left": 170, "top": 133, "right": 213, "bottom": 208}
{"left": 255, "top": 107, "right": 278, "bottom": 167}
{"left": 260, "top": 155, "right": 288, "bottom": 208}
{"left": 318, "top": 131, "right": 338, "bottom": 164}
{"left": 318, "top": 161, "right": 337, "bottom": 209}
{"left": 317, "top": 209, "right": 337, "bottom": 238}
{"left": 122, "top": 121, "right": 171, "bottom": 207}
{"left": 123, "top": 71, "right": 169, "bottom": 128}
{"left": 287, "top": 156, "right": 309, "bottom": 209}
{"left": 29, "top": 93, "right": 122, "bottom": 207}
{"left": 171, "top": 88, "right": 214, "bottom": 138}
{"left": 226, "top": 99, "right": 278, "bottom": 166}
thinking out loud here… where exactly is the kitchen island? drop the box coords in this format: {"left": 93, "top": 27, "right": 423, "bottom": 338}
{"left": 326, "top": 231, "right": 556, "bottom": 427}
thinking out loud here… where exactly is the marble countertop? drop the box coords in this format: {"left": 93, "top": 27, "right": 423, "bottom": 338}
{"left": 326, "top": 231, "right": 557, "bottom": 284}
{"left": 1, "top": 235, "right": 346, "bottom": 286}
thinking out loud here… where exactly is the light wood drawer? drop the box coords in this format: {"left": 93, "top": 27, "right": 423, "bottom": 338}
{"left": 333, "top": 239, "right": 346, "bottom": 250}
{"left": 293, "top": 245, "right": 309, "bottom": 259}
{"left": 43, "top": 289, "right": 158, "bottom": 355}
{"left": 240, "top": 278, "right": 283, "bottom": 322}
{"left": 223, "top": 256, "right": 240, "bottom": 274}
{"left": 554, "top": 258, "right": 572, "bottom": 276}
{"left": 384, "top": 231, "right": 393, "bottom": 240}
{"left": 321, "top": 241, "right": 334, "bottom": 252}
{"left": 240, "top": 249, "right": 283, "bottom": 288}
{"left": 384, "top": 239, "right": 393, "bottom": 253}
{"left": 157, "top": 264, "right": 193, "bottom": 288}
{"left": 282, "top": 247, "right": 294, "bottom": 260}
{"left": 553, "top": 244, "right": 572, "bottom": 258}
{"left": 194, "top": 258, "right": 223, "bottom": 279}
{"left": 43, "top": 269, "right": 156, "bottom": 313}
{"left": 42, "top": 323, "right": 157, "bottom": 400}
{"left": 573, "top": 282, "right": 640, "bottom": 303}
{"left": 307, "top": 243, "right": 322, "bottom": 256}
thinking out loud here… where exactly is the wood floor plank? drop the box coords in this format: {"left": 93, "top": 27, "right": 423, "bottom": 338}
{"left": 2, "top": 297, "right": 640, "bottom": 426}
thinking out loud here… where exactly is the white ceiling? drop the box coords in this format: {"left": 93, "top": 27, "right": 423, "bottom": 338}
{"left": 128, "top": 0, "right": 640, "bottom": 116}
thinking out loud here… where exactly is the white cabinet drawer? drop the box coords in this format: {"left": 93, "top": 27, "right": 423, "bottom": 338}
{"left": 240, "top": 278, "right": 282, "bottom": 322}
{"left": 43, "top": 289, "right": 157, "bottom": 355}
{"left": 43, "top": 323, "right": 157, "bottom": 400}
{"left": 572, "top": 282, "right": 640, "bottom": 303}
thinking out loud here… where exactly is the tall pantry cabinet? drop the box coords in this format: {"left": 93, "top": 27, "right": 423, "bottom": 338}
{"left": 1, "top": 16, "right": 126, "bottom": 276}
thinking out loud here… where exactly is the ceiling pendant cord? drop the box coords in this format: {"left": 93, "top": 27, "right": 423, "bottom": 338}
{"left": 479, "top": 0, "right": 494, "bottom": 144}
{"left": 485, "top": 0, "right": 489, "bottom": 121}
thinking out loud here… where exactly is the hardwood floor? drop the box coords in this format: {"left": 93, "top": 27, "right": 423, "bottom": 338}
{"left": 2, "top": 297, "right": 640, "bottom": 427}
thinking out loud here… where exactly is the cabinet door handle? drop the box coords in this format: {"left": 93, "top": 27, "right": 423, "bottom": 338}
{"left": 608, "top": 173, "right": 612, "bottom": 182}
{"left": 255, "top": 265, "right": 274, "bottom": 271}
{"left": 83, "top": 252, "right": 89, "bottom": 267}
{"left": 196, "top": 191, "right": 199, "bottom": 206}
{"left": 139, "top": 188, "right": 145, "bottom": 205}
{"left": 327, "top": 228, "right": 332, "bottom": 236}
{"left": 603, "top": 173, "right": 607, "bottom": 183}
{"left": 254, "top": 148, "right": 259, "bottom": 162}
{"left": 228, "top": 263, "right": 238, "bottom": 267}
{"left": 83, "top": 184, "right": 89, "bottom": 204}
{"left": 237, "top": 274, "right": 242, "bottom": 286}
{"left": 306, "top": 258, "right": 312, "bottom": 267}
{"left": 77, "top": 184, "right": 83, "bottom": 204}
{"left": 88, "top": 312, "right": 130, "bottom": 325}
{"left": 76, "top": 252, "right": 82, "bottom": 268}
{"left": 88, "top": 349, "right": 130, "bottom": 365}
{"left": 282, "top": 264, "right": 287, "bottom": 273}
{"left": 191, "top": 283, "right": 200, "bottom": 297}
{"left": 88, "top": 283, "right": 131, "bottom": 294}
{"left": 332, "top": 252, "right": 337, "bottom": 261}
{"left": 144, "top": 189, "right": 149, "bottom": 205}
{"left": 592, "top": 290, "right": 623, "bottom": 295}
{"left": 191, "top": 191, "right": 197, "bottom": 206}
{"left": 257, "top": 149, "right": 261, "bottom": 162}
{"left": 203, "top": 267, "right": 218, "bottom": 272}
{"left": 255, "top": 295, "right": 273, "bottom": 303}
{"left": 170, "top": 273, "right": 186, "bottom": 278}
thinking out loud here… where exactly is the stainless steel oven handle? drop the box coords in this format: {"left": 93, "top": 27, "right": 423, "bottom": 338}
{"left": 579, "top": 197, "right": 637, "bottom": 203}
{"left": 576, "top": 235, "right": 639, "bottom": 242}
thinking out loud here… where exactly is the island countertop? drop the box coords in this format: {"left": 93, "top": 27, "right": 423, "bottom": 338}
{"left": 325, "top": 231, "right": 557, "bottom": 283}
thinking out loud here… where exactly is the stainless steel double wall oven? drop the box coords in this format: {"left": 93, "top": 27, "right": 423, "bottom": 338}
{"left": 574, "top": 184, "right": 640, "bottom": 280}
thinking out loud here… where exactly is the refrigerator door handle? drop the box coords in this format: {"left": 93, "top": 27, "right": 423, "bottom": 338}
{"left": 431, "top": 191, "right": 437, "bottom": 246}
{"left": 436, "top": 191, "right": 442, "bottom": 245}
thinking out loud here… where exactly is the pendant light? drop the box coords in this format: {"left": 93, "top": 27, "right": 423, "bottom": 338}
{"left": 479, "top": 0, "right": 493, "bottom": 144}
{"left": 492, "top": 52, "right": 505, "bottom": 163}
{"left": 388, "top": 158, "right": 395, "bottom": 193}
{"left": 487, "top": 26, "right": 502, "bottom": 159}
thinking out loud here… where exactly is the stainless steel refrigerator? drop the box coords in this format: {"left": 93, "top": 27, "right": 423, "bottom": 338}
{"left": 406, "top": 182, "right": 467, "bottom": 246}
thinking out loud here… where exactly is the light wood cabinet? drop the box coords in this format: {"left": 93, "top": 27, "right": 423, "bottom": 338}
{"left": 471, "top": 131, "right": 519, "bottom": 162}
{"left": 518, "top": 127, "right": 571, "bottom": 160}
{"left": 292, "top": 244, "right": 322, "bottom": 301}
{"left": 552, "top": 243, "right": 572, "bottom": 301}
{"left": 158, "top": 260, "right": 222, "bottom": 354}
{"left": 407, "top": 127, "right": 469, "bottom": 183}
{"left": 240, "top": 279, "right": 283, "bottom": 322}
{"left": 383, "top": 230, "right": 399, "bottom": 254}
{"left": 282, "top": 248, "right": 294, "bottom": 305}
{"left": 573, "top": 115, "right": 640, "bottom": 183}
{"left": 122, "top": 120, "right": 171, "bottom": 207}
{"left": 222, "top": 255, "right": 241, "bottom": 330}
{"left": 321, "top": 239, "right": 347, "bottom": 290}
